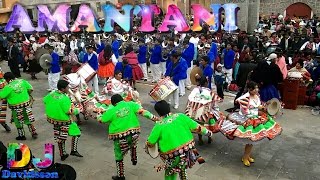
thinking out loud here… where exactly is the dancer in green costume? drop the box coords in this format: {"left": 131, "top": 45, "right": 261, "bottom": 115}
{"left": 97, "top": 94, "right": 158, "bottom": 180}
{"left": 145, "top": 100, "right": 213, "bottom": 180}
{"left": 0, "top": 72, "right": 37, "bottom": 140}
{"left": 43, "top": 80, "right": 83, "bottom": 161}
{"left": 0, "top": 68, "right": 11, "bottom": 132}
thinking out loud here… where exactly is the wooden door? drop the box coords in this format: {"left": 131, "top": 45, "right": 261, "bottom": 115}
{"left": 286, "top": 3, "right": 312, "bottom": 19}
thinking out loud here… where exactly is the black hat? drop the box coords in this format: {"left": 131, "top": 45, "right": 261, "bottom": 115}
{"left": 86, "top": 45, "right": 95, "bottom": 50}
{"left": 154, "top": 100, "right": 170, "bottom": 117}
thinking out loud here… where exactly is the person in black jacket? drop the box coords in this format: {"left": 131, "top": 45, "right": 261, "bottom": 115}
{"left": 7, "top": 38, "right": 21, "bottom": 78}
{"left": 251, "top": 53, "right": 283, "bottom": 102}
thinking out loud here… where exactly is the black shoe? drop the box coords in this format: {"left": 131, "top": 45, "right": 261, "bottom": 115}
{"left": 144, "top": 79, "right": 147, "bottom": 81}
{"left": 112, "top": 176, "right": 125, "bottom": 180}
{"left": 16, "top": 136, "right": 26, "bottom": 140}
{"left": 61, "top": 154, "right": 69, "bottom": 161}
{"left": 32, "top": 133, "right": 38, "bottom": 139}
{"left": 70, "top": 151, "right": 83, "bottom": 157}
{"left": 132, "top": 160, "right": 137, "bottom": 166}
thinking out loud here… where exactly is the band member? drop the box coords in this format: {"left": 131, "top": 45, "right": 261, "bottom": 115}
{"left": 221, "top": 43, "right": 235, "bottom": 85}
{"left": 0, "top": 72, "right": 37, "bottom": 140}
{"left": 83, "top": 45, "right": 99, "bottom": 94}
{"left": 145, "top": 100, "right": 212, "bottom": 180}
{"left": 97, "top": 94, "right": 158, "bottom": 180}
{"left": 199, "top": 56, "right": 214, "bottom": 90}
{"left": 150, "top": 39, "right": 162, "bottom": 83}
{"left": 112, "top": 35, "right": 120, "bottom": 59}
{"left": 218, "top": 81, "right": 282, "bottom": 166}
{"left": 45, "top": 44, "right": 61, "bottom": 92}
{"left": 137, "top": 39, "right": 148, "bottom": 81}
{"left": 181, "top": 40, "right": 195, "bottom": 90}
{"left": 165, "top": 52, "right": 188, "bottom": 109}
{"left": 0, "top": 69, "right": 10, "bottom": 132}
{"left": 44, "top": 80, "right": 83, "bottom": 161}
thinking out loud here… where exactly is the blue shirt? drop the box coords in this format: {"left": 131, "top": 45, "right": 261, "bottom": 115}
{"left": 150, "top": 45, "right": 162, "bottom": 64}
{"left": 112, "top": 40, "right": 120, "bottom": 59}
{"left": 222, "top": 49, "right": 235, "bottom": 69}
{"left": 201, "top": 64, "right": 214, "bottom": 89}
{"left": 83, "top": 53, "right": 98, "bottom": 71}
{"left": 181, "top": 43, "right": 195, "bottom": 68}
{"left": 50, "top": 52, "right": 61, "bottom": 73}
{"left": 138, "top": 45, "right": 147, "bottom": 64}
{"left": 96, "top": 43, "right": 105, "bottom": 54}
{"left": 114, "top": 62, "right": 133, "bottom": 80}
{"left": 165, "top": 57, "right": 188, "bottom": 85}
{"left": 208, "top": 42, "right": 218, "bottom": 64}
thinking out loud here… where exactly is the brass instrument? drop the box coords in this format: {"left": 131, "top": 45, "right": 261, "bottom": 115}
{"left": 122, "top": 34, "right": 130, "bottom": 42}
{"left": 197, "top": 43, "right": 205, "bottom": 50}
{"left": 162, "top": 41, "right": 168, "bottom": 48}
{"left": 162, "top": 48, "right": 170, "bottom": 60}
{"left": 131, "top": 35, "right": 139, "bottom": 43}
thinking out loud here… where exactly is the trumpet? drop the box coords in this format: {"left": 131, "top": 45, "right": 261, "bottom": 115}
{"left": 115, "top": 33, "right": 123, "bottom": 41}
{"left": 131, "top": 35, "right": 139, "bottom": 43}
{"left": 122, "top": 34, "right": 130, "bottom": 42}
{"left": 162, "top": 41, "right": 168, "bottom": 48}
{"left": 198, "top": 43, "right": 205, "bottom": 50}
{"left": 174, "top": 40, "right": 180, "bottom": 47}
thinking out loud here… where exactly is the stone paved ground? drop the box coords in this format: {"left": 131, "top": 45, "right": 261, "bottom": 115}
{"left": 1, "top": 62, "right": 320, "bottom": 180}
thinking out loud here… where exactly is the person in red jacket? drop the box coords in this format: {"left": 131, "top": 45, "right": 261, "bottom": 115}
{"left": 122, "top": 46, "right": 144, "bottom": 90}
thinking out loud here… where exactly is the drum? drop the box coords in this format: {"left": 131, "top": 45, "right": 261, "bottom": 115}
{"left": 185, "top": 88, "right": 213, "bottom": 123}
{"left": 267, "top": 98, "right": 281, "bottom": 116}
{"left": 146, "top": 143, "right": 159, "bottom": 159}
{"left": 149, "top": 78, "right": 178, "bottom": 101}
{"left": 76, "top": 63, "right": 96, "bottom": 82}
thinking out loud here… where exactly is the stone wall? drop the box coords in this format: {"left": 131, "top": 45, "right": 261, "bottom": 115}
{"left": 260, "top": 0, "right": 320, "bottom": 17}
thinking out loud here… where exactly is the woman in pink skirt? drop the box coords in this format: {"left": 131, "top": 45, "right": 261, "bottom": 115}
{"left": 123, "top": 46, "right": 144, "bottom": 89}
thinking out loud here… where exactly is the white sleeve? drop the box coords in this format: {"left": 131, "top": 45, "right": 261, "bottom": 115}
{"left": 111, "top": 54, "right": 118, "bottom": 65}
{"left": 300, "top": 42, "right": 307, "bottom": 51}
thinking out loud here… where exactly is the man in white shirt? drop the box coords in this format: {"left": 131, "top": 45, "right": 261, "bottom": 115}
{"left": 70, "top": 34, "right": 78, "bottom": 52}
{"left": 189, "top": 33, "right": 199, "bottom": 61}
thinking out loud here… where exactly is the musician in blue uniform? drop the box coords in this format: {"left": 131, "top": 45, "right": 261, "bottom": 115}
{"left": 114, "top": 59, "right": 133, "bottom": 82}
{"left": 83, "top": 45, "right": 99, "bottom": 94}
{"left": 111, "top": 35, "right": 120, "bottom": 59}
{"left": 138, "top": 39, "right": 148, "bottom": 81}
{"left": 199, "top": 56, "right": 214, "bottom": 89}
{"left": 150, "top": 39, "right": 162, "bottom": 83}
{"left": 181, "top": 40, "right": 195, "bottom": 90}
{"left": 208, "top": 40, "right": 218, "bottom": 65}
{"left": 165, "top": 52, "right": 188, "bottom": 109}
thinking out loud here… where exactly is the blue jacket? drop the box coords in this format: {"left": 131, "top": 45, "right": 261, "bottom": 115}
{"left": 222, "top": 49, "right": 235, "bottom": 69}
{"left": 78, "top": 51, "right": 85, "bottom": 63}
{"left": 138, "top": 45, "right": 147, "bottom": 64}
{"left": 112, "top": 40, "right": 120, "bottom": 58}
{"left": 208, "top": 42, "right": 218, "bottom": 64}
{"left": 201, "top": 64, "right": 214, "bottom": 89}
{"left": 114, "top": 62, "right": 133, "bottom": 80}
{"left": 50, "top": 52, "right": 61, "bottom": 73}
{"left": 214, "top": 72, "right": 225, "bottom": 86}
{"left": 83, "top": 53, "right": 98, "bottom": 71}
{"left": 96, "top": 43, "right": 105, "bottom": 54}
{"left": 181, "top": 43, "right": 195, "bottom": 68}
{"left": 150, "top": 45, "right": 162, "bottom": 64}
{"left": 165, "top": 57, "right": 188, "bottom": 85}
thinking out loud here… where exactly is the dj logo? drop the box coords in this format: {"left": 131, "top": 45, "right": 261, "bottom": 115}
{"left": 1, "top": 143, "right": 58, "bottom": 179}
